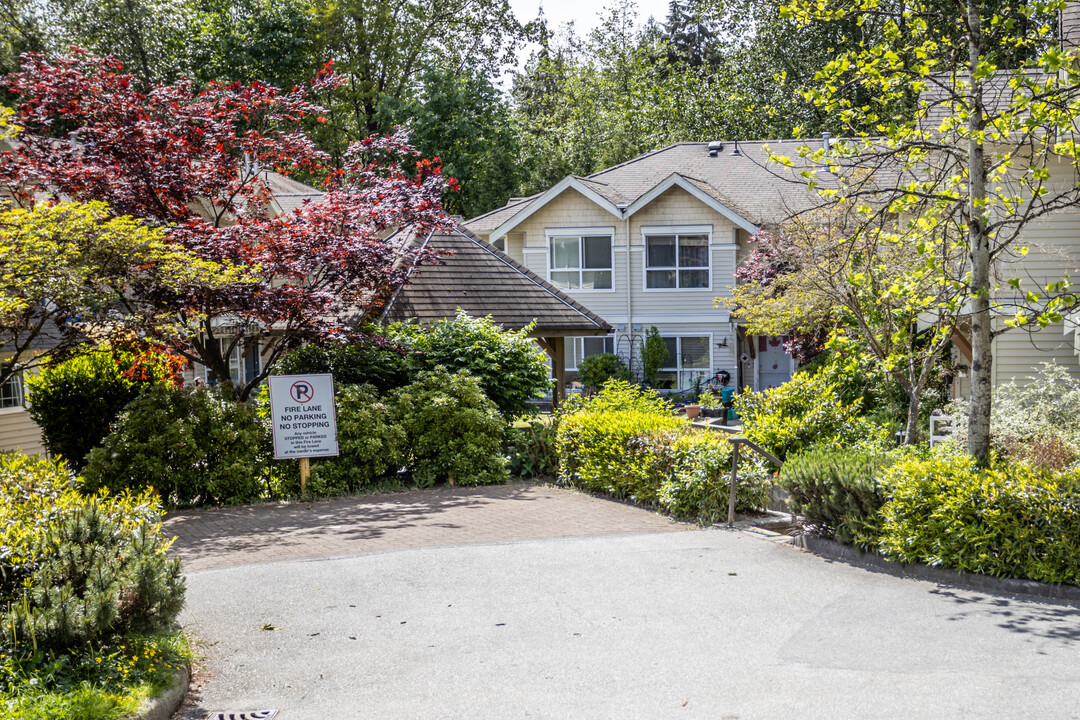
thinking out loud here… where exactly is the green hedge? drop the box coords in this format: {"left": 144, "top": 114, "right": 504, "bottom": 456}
{"left": 557, "top": 380, "right": 767, "bottom": 520}
{"left": 877, "top": 456, "right": 1080, "bottom": 585}
{"left": 735, "top": 372, "right": 884, "bottom": 461}
{"left": 26, "top": 349, "right": 172, "bottom": 471}
{"left": 82, "top": 387, "right": 267, "bottom": 506}
{"left": 393, "top": 368, "right": 508, "bottom": 487}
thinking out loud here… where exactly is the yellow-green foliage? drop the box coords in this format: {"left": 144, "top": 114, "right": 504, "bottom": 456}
{"left": 878, "top": 456, "right": 1080, "bottom": 586}
{"left": 557, "top": 380, "right": 768, "bottom": 519}
{"left": 0, "top": 453, "right": 161, "bottom": 595}
{"left": 735, "top": 372, "right": 883, "bottom": 460}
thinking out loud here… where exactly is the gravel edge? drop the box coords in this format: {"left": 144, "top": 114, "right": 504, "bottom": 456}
{"left": 128, "top": 665, "right": 190, "bottom": 720}
{"left": 793, "top": 533, "right": 1080, "bottom": 604}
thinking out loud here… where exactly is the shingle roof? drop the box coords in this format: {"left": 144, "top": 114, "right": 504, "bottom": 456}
{"left": 381, "top": 226, "right": 612, "bottom": 336}
{"left": 465, "top": 140, "right": 825, "bottom": 235}
{"left": 262, "top": 171, "right": 324, "bottom": 213}
{"left": 920, "top": 70, "right": 1053, "bottom": 131}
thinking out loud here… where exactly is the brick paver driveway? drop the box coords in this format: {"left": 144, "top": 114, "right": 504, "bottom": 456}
{"left": 164, "top": 481, "right": 690, "bottom": 571}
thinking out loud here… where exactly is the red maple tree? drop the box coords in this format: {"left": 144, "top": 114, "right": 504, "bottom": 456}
{"left": 2, "top": 51, "right": 450, "bottom": 400}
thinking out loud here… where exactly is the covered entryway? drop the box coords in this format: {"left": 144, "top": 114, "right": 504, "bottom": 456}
{"left": 380, "top": 226, "right": 613, "bottom": 407}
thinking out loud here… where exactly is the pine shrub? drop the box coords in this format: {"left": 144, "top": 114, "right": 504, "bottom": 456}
{"left": 0, "top": 453, "right": 184, "bottom": 659}
{"left": 779, "top": 447, "right": 893, "bottom": 547}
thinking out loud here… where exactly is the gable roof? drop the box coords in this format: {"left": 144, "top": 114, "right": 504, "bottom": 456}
{"left": 381, "top": 225, "right": 612, "bottom": 337}
{"left": 466, "top": 140, "right": 826, "bottom": 238}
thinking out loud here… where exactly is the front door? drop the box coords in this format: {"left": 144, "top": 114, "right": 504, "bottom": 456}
{"left": 756, "top": 336, "right": 792, "bottom": 390}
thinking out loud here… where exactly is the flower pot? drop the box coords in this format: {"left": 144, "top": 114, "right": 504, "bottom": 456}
{"left": 684, "top": 404, "right": 701, "bottom": 419}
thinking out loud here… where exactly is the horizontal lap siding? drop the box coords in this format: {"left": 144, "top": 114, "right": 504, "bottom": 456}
{"left": 999, "top": 210, "right": 1080, "bottom": 290}
{"left": 0, "top": 409, "right": 46, "bottom": 455}
{"left": 993, "top": 321, "right": 1080, "bottom": 386}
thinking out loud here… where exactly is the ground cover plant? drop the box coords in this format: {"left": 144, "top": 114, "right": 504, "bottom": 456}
{"left": 0, "top": 452, "right": 189, "bottom": 720}
{"left": 557, "top": 380, "right": 768, "bottom": 521}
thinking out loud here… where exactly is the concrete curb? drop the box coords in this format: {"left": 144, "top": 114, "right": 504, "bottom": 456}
{"left": 793, "top": 533, "right": 1080, "bottom": 604}
{"left": 129, "top": 664, "right": 190, "bottom": 720}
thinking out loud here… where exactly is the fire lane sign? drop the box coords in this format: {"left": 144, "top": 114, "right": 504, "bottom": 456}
{"left": 268, "top": 373, "right": 339, "bottom": 459}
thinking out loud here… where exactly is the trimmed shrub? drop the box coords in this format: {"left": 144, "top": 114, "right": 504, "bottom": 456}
{"left": 0, "top": 453, "right": 184, "bottom": 658}
{"left": 877, "top": 456, "right": 1080, "bottom": 585}
{"left": 557, "top": 380, "right": 767, "bottom": 519}
{"left": 392, "top": 368, "right": 508, "bottom": 486}
{"left": 507, "top": 419, "right": 558, "bottom": 478}
{"left": 578, "top": 353, "right": 630, "bottom": 388}
{"left": 735, "top": 372, "right": 884, "bottom": 461}
{"left": 268, "top": 384, "right": 407, "bottom": 498}
{"left": 26, "top": 348, "right": 178, "bottom": 471}
{"left": 779, "top": 447, "right": 894, "bottom": 547}
{"left": 82, "top": 387, "right": 266, "bottom": 506}
{"left": 393, "top": 312, "right": 551, "bottom": 418}
{"left": 275, "top": 336, "right": 410, "bottom": 394}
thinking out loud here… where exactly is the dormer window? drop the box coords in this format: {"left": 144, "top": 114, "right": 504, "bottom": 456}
{"left": 547, "top": 229, "right": 614, "bottom": 291}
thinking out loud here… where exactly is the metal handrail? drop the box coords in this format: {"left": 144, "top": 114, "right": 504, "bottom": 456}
{"left": 691, "top": 419, "right": 782, "bottom": 527}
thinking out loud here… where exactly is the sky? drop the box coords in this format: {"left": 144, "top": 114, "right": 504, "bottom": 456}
{"left": 508, "top": 0, "right": 673, "bottom": 34}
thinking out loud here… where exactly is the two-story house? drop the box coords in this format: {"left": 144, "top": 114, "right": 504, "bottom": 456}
{"left": 464, "top": 140, "right": 821, "bottom": 393}
{"left": 465, "top": 137, "right": 1080, "bottom": 398}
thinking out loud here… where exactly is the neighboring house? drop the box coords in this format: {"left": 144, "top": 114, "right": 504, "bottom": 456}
{"left": 465, "top": 137, "right": 1080, "bottom": 398}
{"left": 464, "top": 140, "right": 821, "bottom": 393}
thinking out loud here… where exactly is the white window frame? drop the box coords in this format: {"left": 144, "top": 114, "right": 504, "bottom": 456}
{"left": 641, "top": 225, "right": 713, "bottom": 292}
{"left": 0, "top": 372, "right": 25, "bottom": 412}
{"left": 205, "top": 337, "right": 242, "bottom": 385}
{"left": 656, "top": 334, "right": 713, "bottom": 390}
{"left": 568, "top": 336, "right": 616, "bottom": 371}
{"left": 545, "top": 227, "right": 616, "bottom": 293}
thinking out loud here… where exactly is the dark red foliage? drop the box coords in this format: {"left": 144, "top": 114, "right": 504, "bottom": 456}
{"left": 2, "top": 51, "right": 450, "bottom": 399}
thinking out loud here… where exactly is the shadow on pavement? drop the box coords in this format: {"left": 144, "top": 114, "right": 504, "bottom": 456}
{"left": 164, "top": 483, "right": 544, "bottom": 569}
{"left": 929, "top": 587, "right": 1080, "bottom": 644}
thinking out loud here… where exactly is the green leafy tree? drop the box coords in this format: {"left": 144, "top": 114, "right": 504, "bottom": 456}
{"left": 377, "top": 64, "right": 523, "bottom": 217}
{"left": 0, "top": 201, "right": 238, "bottom": 390}
{"left": 641, "top": 325, "right": 669, "bottom": 387}
{"left": 725, "top": 204, "right": 966, "bottom": 443}
{"left": 776, "top": 0, "right": 1080, "bottom": 461}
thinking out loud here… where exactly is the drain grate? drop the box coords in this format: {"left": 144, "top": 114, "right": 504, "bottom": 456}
{"left": 204, "top": 712, "right": 279, "bottom": 720}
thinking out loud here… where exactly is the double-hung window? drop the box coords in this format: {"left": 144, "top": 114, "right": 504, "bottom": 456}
{"left": 205, "top": 337, "right": 242, "bottom": 385}
{"left": 570, "top": 336, "right": 615, "bottom": 369}
{"left": 0, "top": 373, "right": 24, "bottom": 409}
{"left": 644, "top": 228, "right": 710, "bottom": 289}
{"left": 656, "top": 336, "right": 711, "bottom": 389}
{"left": 548, "top": 230, "right": 613, "bottom": 290}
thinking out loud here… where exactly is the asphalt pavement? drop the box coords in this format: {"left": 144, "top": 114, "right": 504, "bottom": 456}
{"left": 174, "top": 527, "right": 1080, "bottom": 719}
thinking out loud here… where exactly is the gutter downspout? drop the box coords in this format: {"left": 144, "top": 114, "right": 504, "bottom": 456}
{"left": 624, "top": 213, "right": 633, "bottom": 372}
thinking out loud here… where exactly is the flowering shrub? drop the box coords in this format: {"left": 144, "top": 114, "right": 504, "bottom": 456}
{"left": 945, "top": 363, "right": 1080, "bottom": 470}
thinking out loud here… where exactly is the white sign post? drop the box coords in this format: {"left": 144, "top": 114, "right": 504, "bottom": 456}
{"left": 268, "top": 373, "right": 339, "bottom": 497}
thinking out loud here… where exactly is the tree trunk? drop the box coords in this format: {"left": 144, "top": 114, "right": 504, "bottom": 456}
{"left": 903, "top": 390, "right": 921, "bottom": 445}
{"left": 965, "top": 2, "right": 993, "bottom": 463}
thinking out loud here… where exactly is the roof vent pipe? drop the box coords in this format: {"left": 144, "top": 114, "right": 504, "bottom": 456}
{"left": 708, "top": 141, "right": 723, "bottom": 157}
{"left": 730, "top": 139, "right": 741, "bottom": 157}
{"left": 822, "top": 131, "right": 832, "bottom": 153}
